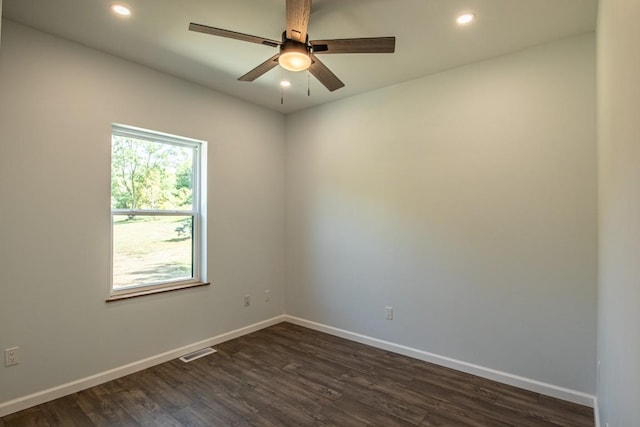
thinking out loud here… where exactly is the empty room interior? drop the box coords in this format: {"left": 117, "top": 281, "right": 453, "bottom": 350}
{"left": 0, "top": 0, "right": 638, "bottom": 426}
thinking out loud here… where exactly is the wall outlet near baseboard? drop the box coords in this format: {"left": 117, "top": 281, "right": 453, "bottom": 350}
{"left": 264, "top": 289, "right": 271, "bottom": 302}
{"left": 244, "top": 295, "right": 251, "bottom": 307}
{"left": 5, "top": 347, "right": 19, "bottom": 367}
{"left": 385, "top": 306, "right": 394, "bottom": 320}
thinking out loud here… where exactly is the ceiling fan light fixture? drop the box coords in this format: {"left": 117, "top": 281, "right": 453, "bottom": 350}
{"left": 278, "top": 42, "right": 311, "bottom": 72}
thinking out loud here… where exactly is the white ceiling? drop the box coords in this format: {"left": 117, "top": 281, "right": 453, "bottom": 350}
{"left": 2, "top": 0, "right": 597, "bottom": 113}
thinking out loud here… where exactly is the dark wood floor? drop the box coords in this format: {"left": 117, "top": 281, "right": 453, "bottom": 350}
{"left": 2, "top": 322, "right": 594, "bottom": 426}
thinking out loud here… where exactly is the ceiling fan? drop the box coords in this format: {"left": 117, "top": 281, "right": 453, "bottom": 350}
{"left": 189, "top": 0, "right": 395, "bottom": 92}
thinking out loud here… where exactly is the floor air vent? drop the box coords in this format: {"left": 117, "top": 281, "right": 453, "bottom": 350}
{"left": 179, "top": 347, "right": 217, "bottom": 363}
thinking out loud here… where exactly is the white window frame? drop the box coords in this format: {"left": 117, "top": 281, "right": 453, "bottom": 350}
{"left": 109, "top": 123, "right": 207, "bottom": 300}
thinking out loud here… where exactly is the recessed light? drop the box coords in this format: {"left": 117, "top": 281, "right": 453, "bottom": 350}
{"left": 111, "top": 4, "right": 131, "bottom": 17}
{"left": 456, "top": 13, "right": 475, "bottom": 25}
{"left": 280, "top": 80, "right": 292, "bottom": 88}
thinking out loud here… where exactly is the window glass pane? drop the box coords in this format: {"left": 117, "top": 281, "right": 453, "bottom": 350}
{"left": 112, "top": 215, "right": 193, "bottom": 289}
{"left": 111, "top": 136, "right": 194, "bottom": 211}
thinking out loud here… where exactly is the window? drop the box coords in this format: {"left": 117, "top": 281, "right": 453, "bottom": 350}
{"left": 110, "top": 124, "right": 206, "bottom": 299}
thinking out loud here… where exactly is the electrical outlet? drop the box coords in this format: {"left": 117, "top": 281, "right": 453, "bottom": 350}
{"left": 385, "top": 306, "right": 393, "bottom": 320}
{"left": 244, "top": 295, "right": 250, "bottom": 307}
{"left": 264, "top": 289, "right": 271, "bottom": 302}
{"left": 5, "top": 347, "right": 19, "bottom": 367}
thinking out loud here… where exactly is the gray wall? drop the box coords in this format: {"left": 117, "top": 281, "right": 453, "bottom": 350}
{"left": 285, "top": 34, "right": 597, "bottom": 394}
{"left": 597, "top": 0, "right": 640, "bottom": 424}
{"left": 0, "top": 21, "right": 285, "bottom": 404}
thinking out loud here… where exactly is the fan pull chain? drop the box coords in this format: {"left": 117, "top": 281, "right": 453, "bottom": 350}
{"left": 307, "top": 70, "right": 311, "bottom": 96}
{"left": 280, "top": 68, "right": 284, "bottom": 105}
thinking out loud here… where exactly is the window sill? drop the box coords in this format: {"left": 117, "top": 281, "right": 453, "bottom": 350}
{"left": 106, "top": 281, "right": 210, "bottom": 302}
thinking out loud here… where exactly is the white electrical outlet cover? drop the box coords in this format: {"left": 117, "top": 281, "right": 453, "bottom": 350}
{"left": 5, "top": 347, "right": 19, "bottom": 366}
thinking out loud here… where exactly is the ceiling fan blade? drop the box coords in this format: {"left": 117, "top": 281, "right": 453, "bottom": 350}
{"left": 286, "top": 0, "right": 311, "bottom": 43}
{"left": 189, "top": 23, "right": 280, "bottom": 47}
{"left": 311, "top": 37, "right": 395, "bottom": 54}
{"left": 308, "top": 54, "right": 345, "bottom": 92}
{"left": 238, "top": 54, "right": 281, "bottom": 82}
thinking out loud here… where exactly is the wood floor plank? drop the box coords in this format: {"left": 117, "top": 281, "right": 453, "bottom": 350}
{"left": 255, "top": 397, "right": 322, "bottom": 426}
{"left": 538, "top": 394, "right": 595, "bottom": 420}
{"left": 2, "top": 322, "right": 595, "bottom": 426}
{"left": 39, "top": 394, "right": 95, "bottom": 427}
{"left": 125, "top": 368, "right": 194, "bottom": 414}
{"left": 215, "top": 351, "right": 332, "bottom": 414}
{"left": 74, "top": 385, "right": 138, "bottom": 427}
{"left": 171, "top": 401, "right": 237, "bottom": 426}
{"left": 2, "top": 406, "right": 51, "bottom": 427}
{"left": 234, "top": 347, "right": 343, "bottom": 401}
{"left": 329, "top": 395, "right": 416, "bottom": 426}
{"left": 98, "top": 380, "right": 183, "bottom": 427}
{"left": 420, "top": 408, "right": 499, "bottom": 427}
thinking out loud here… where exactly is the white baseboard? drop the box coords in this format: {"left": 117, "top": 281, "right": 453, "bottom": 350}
{"left": 0, "top": 313, "right": 597, "bottom": 420}
{"left": 593, "top": 397, "right": 601, "bottom": 427}
{"left": 284, "top": 315, "right": 597, "bottom": 409}
{"left": 0, "top": 315, "right": 286, "bottom": 418}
